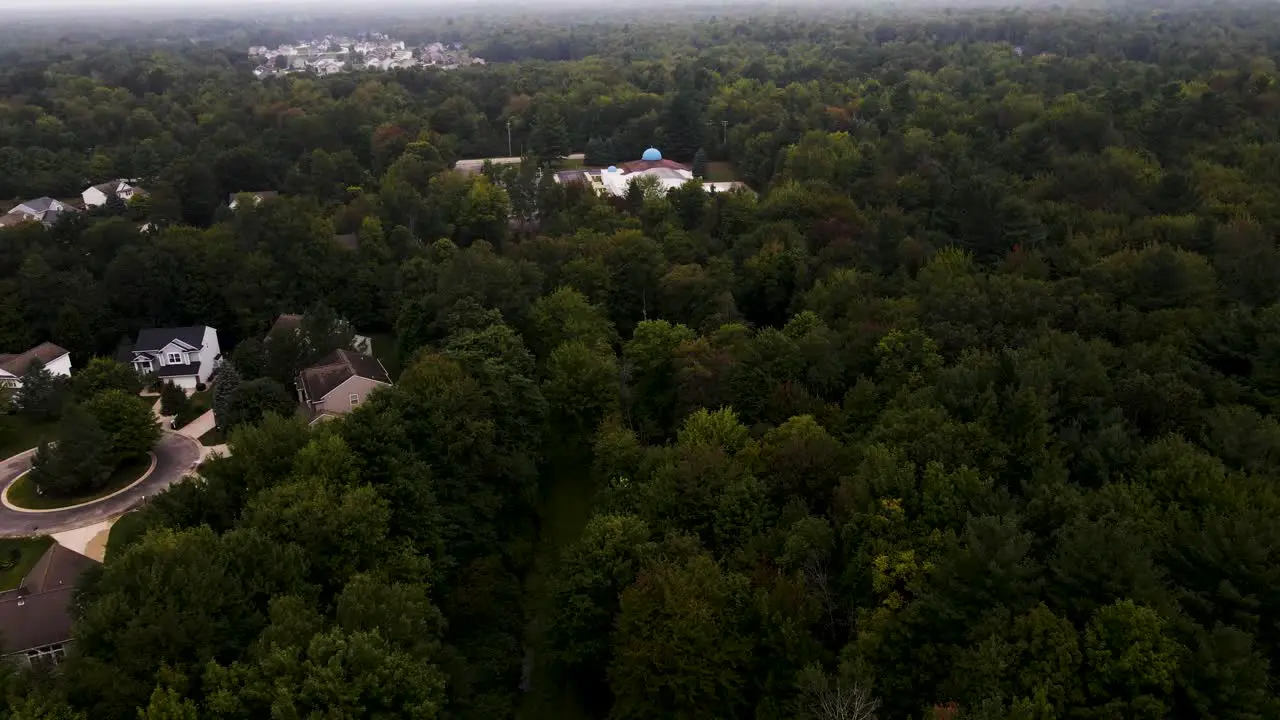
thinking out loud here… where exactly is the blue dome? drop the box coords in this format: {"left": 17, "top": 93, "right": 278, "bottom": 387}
{"left": 607, "top": 165, "right": 618, "bottom": 173}
{"left": 641, "top": 147, "right": 663, "bottom": 161}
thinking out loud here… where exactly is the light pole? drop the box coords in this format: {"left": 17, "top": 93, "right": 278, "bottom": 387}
{"left": 507, "top": 119, "right": 513, "bottom": 157}
{"left": 721, "top": 120, "right": 728, "bottom": 146}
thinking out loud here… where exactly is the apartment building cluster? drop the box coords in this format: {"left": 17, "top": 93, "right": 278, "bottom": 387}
{"left": 248, "top": 33, "right": 485, "bottom": 78}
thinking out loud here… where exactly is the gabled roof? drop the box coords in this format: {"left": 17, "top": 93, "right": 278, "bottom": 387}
{"left": 300, "top": 349, "right": 390, "bottom": 402}
{"left": 8, "top": 197, "right": 60, "bottom": 215}
{"left": 0, "top": 545, "right": 98, "bottom": 655}
{"left": 618, "top": 158, "right": 690, "bottom": 173}
{"left": 133, "top": 326, "right": 208, "bottom": 352}
{"left": 0, "top": 342, "right": 69, "bottom": 377}
{"left": 91, "top": 179, "right": 126, "bottom": 194}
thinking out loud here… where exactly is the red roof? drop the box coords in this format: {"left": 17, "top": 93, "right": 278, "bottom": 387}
{"left": 619, "top": 159, "right": 690, "bottom": 173}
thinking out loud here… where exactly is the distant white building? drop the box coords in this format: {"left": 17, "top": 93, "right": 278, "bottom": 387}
{"left": 555, "top": 147, "right": 748, "bottom": 197}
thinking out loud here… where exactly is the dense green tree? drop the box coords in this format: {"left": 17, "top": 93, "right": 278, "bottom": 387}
{"left": 211, "top": 364, "right": 241, "bottom": 431}
{"left": 15, "top": 360, "right": 68, "bottom": 422}
{"left": 27, "top": 405, "right": 112, "bottom": 497}
{"left": 609, "top": 551, "right": 753, "bottom": 720}
{"left": 223, "top": 377, "right": 295, "bottom": 430}
{"left": 83, "top": 389, "right": 160, "bottom": 466}
{"left": 157, "top": 382, "right": 189, "bottom": 418}
{"left": 71, "top": 357, "right": 141, "bottom": 400}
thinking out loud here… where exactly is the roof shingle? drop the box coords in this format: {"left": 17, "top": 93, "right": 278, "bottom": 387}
{"left": 300, "top": 349, "right": 390, "bottom": 402}
{"left": 0, "top": 545, "right": 98, "bottom": 655}
{"left": 0, "top": 342, "right": 69, "bottom": 377}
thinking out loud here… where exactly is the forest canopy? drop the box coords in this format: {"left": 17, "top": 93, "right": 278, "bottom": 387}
{"left": 0, "top": 2, "right": 1278, "bottom": 719}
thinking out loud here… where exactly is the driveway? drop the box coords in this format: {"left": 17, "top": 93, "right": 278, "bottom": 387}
{"left": 0, "top": 432, "right": 202, "bottom": 537}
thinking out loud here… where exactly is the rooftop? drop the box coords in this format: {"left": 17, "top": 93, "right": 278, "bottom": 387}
{"left": 0, "top": 342, "right": 69, "bottom": 378}
{"left": 0, "top": 545, "right": 98, "bottom": 656}
{"left": 134, "top": 326, "right": 208, "bottom": 352}
{"left": 300, "top": 349, "right": 390, "bottom": 403}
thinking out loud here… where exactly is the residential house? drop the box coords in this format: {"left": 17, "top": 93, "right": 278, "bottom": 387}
{"left": 128, "top": 326, "right": 222, "bottom": 390}
{"left": 228, "top": 191, "right": 279, "bottom": 210}
{"left": 0, "top": 544, "right": 98, "bottom": 669}
{"left": 297, "top": 349, "right": 390, "bottom": 423}
{"left": 4, "top": 197, "right": 80, "bottom": 227}
{"left": 0, "top": 342, "right": 71, "bottom": 389}
{"left": 268, "top": 313, "right": 373, "bottom": 354}
{"left": 81, "top": 179, "right": 144, "bottom": 209}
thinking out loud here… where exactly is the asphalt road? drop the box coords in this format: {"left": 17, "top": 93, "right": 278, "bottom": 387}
{"left": 0, "top": 432, "right": 202, "bottom": 537}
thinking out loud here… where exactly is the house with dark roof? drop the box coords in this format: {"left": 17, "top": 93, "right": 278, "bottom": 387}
{"left": 81, "top": 179, "right": 145, "bottom": 209}
{"left": 228, "top": 191, "right": 280, "bottom": 210}
{"left": 297, "top": 349, "right": 390, "bottom": 423}
{"left": 128, "top": 326, "right": 222, "bottom": 390}
{"left": 0, "top": 342, "right": 71, "bottom": 389}
{"left": 4, "top": 197, "right": 81, "bottom": 227}
{"left": 0, "top": 544, "right": 98, "bottom": 669}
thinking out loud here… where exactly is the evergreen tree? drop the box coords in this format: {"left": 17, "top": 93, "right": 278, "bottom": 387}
{"left": 529, "top": 106, "right": 571, "bottom": 164}
{"left": 585, "top": 136, "right": 609, "bottom": 167}
{"left": 212, "top": 364, "right": 242, "bottom": 431}
{"left": 661, "top": 91, "right": 706, "bottom": 162}
{"left": 159, "top": 382, "right": 190, "bottom": 418}
{"left": 692, "top": 148, "right": 709, "bottom": 178}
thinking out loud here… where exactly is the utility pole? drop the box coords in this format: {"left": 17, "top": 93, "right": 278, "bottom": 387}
{"left": 721, "top": 120, "right": 728, "bottom": 146}
{"left": 507, "top": 119, "right": 513, "bottom": 157}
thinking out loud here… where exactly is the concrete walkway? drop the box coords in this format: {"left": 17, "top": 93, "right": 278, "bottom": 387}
{"left": 52, "top": 519, "right": 113, "bottom": 562}
{"left": 178, "top": 409, "right": 214, "bottom": 440}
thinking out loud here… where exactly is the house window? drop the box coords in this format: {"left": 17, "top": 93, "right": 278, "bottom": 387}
{"left": 167, "top": 352, "right": 183, "bottom": 364}
{"left": 349, "top": 393, "right": 360, "bottom": 407}
{"left": 135, "top": 360, "right": 152, "bottom": 373}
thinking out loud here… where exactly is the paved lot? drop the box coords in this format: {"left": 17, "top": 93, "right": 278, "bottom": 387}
{"left": 0, "top": 432, "right": 201, "bottom": 537}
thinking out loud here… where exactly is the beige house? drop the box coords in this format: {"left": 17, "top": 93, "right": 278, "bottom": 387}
{"left": 297, "top": 348, "right": 391, "bottom": 423}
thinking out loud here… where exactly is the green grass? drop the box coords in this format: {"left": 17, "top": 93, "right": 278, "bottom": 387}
{"left": 189, "top": 389, "right": 211, "bottom": 412}
{"left": 198, "top": 427, "right": 226, "bottom": 447}
{"left": 705, "top": 161, "right": 737, "bottom": 183}
{"left": 0, "top": 536, "right": 53, "bottom": 591}
{"left": 105, "top": 511, "right": 150, "bottom": 563}
{"left": 369, "top": 332, "right": 401, "bottom": 380}
{"left": 519, "top": 440, "right": 598, "bottom": 720}
{"left": 0, "top": 416, "right": 59, "bottom": 460}
{"left": 6, "top": 456, "right": 151, "bottom": 510}
{"left": 174, "top": 389, "right": 212, "bottom": 429}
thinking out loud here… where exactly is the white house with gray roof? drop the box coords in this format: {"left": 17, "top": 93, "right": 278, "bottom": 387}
{"left": 128, "top": 326, "right": 221, "bottom": 390}
{"left": 3, "top": 197, "right": 80, "bottom": 227}
{"left": 81, "top": 179, "right": 144, "bottom": 209}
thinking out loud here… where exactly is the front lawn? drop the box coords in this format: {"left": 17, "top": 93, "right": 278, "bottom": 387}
{"left": 369, "top": 332, "right": 401, "bottom": 380}
{"left": 198, "top": 427, "right": 225, "bottom": 447}
{"left": 0, "top": 536, "right": 53, "bottom": 591}
{"left": 174, "top": 389, "right": 211, "bottom": 429}
{"left": 105, "top": 511, "right": 150, "bottom": 563}
{"left": 6, "top": 455, "right": 152, "bottom": 510}
{"left": 0, "top": 416, "right": 59, "bottom": 460}
{"left": 705, "top": 161, "right": 738, "bottom": 183}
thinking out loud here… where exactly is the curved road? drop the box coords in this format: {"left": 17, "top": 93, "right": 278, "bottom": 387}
{"left": 0, "top": 432, "right": 202, "bottom": 537}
